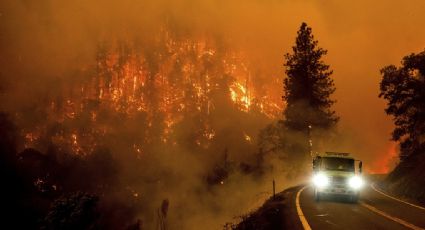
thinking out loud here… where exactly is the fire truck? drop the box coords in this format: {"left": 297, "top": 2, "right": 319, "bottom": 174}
{"left": 312, "top": 152, "right": 363, "bottom": 202}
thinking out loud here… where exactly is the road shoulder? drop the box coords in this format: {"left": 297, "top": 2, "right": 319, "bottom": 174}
{"left": 233, "top": 186, "right": 304, "bottom": 230}
{"left": 361, "top": 183, "right": 425, "bottom": 229}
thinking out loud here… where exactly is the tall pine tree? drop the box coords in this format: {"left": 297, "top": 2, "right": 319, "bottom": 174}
{"left": 283, "top": 22, "right": 338, "bottom": 133}
{"left": 282, "top": 23, "right": 338, "bottom": 162}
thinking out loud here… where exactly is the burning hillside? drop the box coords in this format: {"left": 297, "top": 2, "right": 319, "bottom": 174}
{"left": 0, "top": 1, "right": 340, "bottom": 229}
{"left": 0, "top": 24, "right": 287, "bottom": 229}
{"left": 19, "top": 28, "right": 281, "bottom": 157}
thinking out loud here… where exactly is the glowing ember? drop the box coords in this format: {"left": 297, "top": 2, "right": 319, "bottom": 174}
{"left": 243, "top": 132, "right": 252, "bottom": 143}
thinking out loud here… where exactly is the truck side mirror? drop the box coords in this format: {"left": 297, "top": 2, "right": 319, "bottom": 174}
{"left": 359, "top": 161, "right": 363, "bottom": 174}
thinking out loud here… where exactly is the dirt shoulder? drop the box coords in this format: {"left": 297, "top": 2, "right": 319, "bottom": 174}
{"left": 378, "top": 154, "right": 425, "bottom": 206}
{"left": 232, "top": 186, "right": 304, "bottom": 230}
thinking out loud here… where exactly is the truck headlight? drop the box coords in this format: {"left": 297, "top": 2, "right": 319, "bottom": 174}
{"left": 313, "top": 173, "right": 330, "bottom": 188}
{"left": 348, "top": 176, "right": 364, "bottom": 189}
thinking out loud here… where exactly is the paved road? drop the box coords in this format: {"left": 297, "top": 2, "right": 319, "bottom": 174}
{"left": 295, "top": 182, "right": 425, "bottom": 230}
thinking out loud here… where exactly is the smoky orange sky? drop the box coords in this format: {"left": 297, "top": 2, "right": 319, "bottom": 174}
{"left": 1, "top": 0, "right": 425, "bottom": 173}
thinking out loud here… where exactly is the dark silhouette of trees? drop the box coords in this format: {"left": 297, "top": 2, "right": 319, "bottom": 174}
{"left": 0, "top": 112, "right": 23, "bottom": 226}
{"left": 256, "top": 23, "right": 339, "bottom": 173}
{"left": 0, "top": 111, "right": 141, "bottom": 229}
{"left": 0, "top": 113, "right": 50, "bottom": 229}
{"left": 43, "top": 192, "right": 99, "bottom": 230}
{"left": 283, "top": 22, "right": 338, "bottom": 132}
{"left": 379, "top": 50, "right": 425, "bottom": 160}
{"left": 281, "top": 22, "right": 338, "bottom": 163}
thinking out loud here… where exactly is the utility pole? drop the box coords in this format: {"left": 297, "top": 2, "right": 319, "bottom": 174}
{"left": 308, "top": 124, "right": 313, "bottom": 157}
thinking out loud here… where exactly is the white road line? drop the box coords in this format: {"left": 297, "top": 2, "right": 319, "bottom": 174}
{"left": 371, "top": 183, "right": 425, "bottom": 211}
{"left": 360, "top": 202, "right": 424, "bottom": 230}
{"left": 296, "top": 185, "right": 312, "bottom": 230}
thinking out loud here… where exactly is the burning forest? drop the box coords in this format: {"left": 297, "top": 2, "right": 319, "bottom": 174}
{"left": 19, "top": 29, "right": 282, "bottom": 157}
{"left": 0, "top": 17, "right": 289, "bottom": 229}
{"left": 4, "top": 0, "right": 423, "bottom": 229}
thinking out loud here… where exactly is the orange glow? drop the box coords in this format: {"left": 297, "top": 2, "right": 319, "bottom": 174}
{"left": 230, "top": 82, "right": 252, "bottom": 112}
{"left": 244, "top": 132, "right": 252, "bottom": 143}
{"left": 367, "top": 143, "right": 398, "bottom": 174}
{"left": 20, "top": 34, "right": 282, "bottom": 155}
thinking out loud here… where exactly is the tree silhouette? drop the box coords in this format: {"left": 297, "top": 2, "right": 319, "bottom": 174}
{"left": 379, "top": 50, "right": 425, "bottom": 159}
{"left": 283, "top": 22, "right": 338, "bottom": 132}
{"left": 282, "top": 22, "right": 338, "bottom": 162}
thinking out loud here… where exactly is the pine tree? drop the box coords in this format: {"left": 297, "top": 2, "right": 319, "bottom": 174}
{"left": 283, "top": 22, "right": 338, "bottom": 133}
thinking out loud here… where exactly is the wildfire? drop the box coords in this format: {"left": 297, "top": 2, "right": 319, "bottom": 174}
{"left": 244, "top": 132, "right": 252, "bottom": 143}
{"left": 71, "top": 133, "right": 84, "bottom": 155}
{"left": 20, "top": 30, "right": 282, "bottom": 155}
{"left": 230, "top": 82, "right": 251, "bottom": 111}
{"left": 25, "top": 132, "right": 37, "bottom": 145}
{"left": 204, "top": 129, "right": 215, "bottom": 140}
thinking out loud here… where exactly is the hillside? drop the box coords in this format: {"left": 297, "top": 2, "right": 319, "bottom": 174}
{"left": 381, "top": 153, "right": 425, "bottom": 205}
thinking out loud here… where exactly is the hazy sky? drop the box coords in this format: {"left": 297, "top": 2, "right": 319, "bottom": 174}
{"left": 2, "top": 0, "right": 425, "bottom": 172}
{"left": 302, "top": 1, "right": 425, "bottom": 172}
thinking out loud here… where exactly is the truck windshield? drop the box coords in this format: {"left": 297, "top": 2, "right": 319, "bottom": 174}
{"left": 321, "top": 157, "right": 355, "bottom": 172}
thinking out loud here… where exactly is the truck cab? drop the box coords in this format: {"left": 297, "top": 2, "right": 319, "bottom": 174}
{"left": 312, "top": 152, "right": 363, "bottom": 202}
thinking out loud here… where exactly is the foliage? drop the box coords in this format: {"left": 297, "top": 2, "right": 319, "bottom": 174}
{"left": 379, "top": 50, "right": 425, "bottom": 159}
{"left": 261, "top": 22, "right": 339, "bottom": 165}
{"left": 0, "top": 114, "right": 137, "bottom": 230}
{"left": 258, "top": 121, "right": 285, "bottom": 155}
{"left": 283, "top": 22, "right": 338, "bottom": 132}
{"left": 43, "top": 192, "right": 99, "bottom": 230}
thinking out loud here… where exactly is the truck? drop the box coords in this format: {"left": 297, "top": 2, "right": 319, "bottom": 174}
{"left": 312, "top": 152, "right": 363, "bottom": 202}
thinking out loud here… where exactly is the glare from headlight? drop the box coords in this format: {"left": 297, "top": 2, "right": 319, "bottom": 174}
{"left": 313, "top": 173, "right": 330, "bottom": 188}
{"left": 349, "top": 176, "right": 364, "bottom": 189}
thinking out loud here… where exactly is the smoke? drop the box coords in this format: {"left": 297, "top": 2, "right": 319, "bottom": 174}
{"left": 2, "top": 0, "right": 425, "bottom": 228}
{"left": 313, "top": 0, "right": 425, "bottom": 172}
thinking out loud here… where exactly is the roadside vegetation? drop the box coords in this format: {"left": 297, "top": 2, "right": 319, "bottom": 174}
{"left": 0, "top": 21, "right": 338, "bottom": 230}
{"left": 259, "top": 22, "right": 339, "bottom": 174}
{"left": 379, "top": 50, "right": 425, "bottom": 204}
{"left": 234, "top": 22, "right": 339, "bottom": 229}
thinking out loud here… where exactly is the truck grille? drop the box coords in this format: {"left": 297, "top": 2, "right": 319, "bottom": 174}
{"left": 330, "top": 176, "right": 348, "bottom": 186}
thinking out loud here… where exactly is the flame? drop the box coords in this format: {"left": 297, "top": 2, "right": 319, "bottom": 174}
{"left": 19, "top": 30, "right": 282, "bottom": 155}
{"left": 243, "top": 132, "right": 252, "bottom": 143}
{"left": 230, "top": 82, "right": 251, "bottom": 112}
{"left": 71, "top": 133, "right": 82, "bottom": 155}
{"left": 367, "top": 143, "right": 398, "bottom": 174}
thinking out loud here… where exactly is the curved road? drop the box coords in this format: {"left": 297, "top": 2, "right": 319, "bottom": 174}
{"left": 293, "top": 182, "right": 425, "bottom": 230}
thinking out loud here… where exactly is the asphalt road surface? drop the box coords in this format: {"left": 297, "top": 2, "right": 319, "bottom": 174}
{"left": 294, "top": 182, "right": 425, "bottom": 230}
